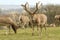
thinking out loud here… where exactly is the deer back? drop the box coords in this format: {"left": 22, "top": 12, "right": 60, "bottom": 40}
{"left": 32, "top": 14, "right": 47, "bottom": 25}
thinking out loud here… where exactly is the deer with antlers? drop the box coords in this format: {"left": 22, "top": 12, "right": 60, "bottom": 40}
{"left": 21, "top": 2, "right": 47, "bottom": 36}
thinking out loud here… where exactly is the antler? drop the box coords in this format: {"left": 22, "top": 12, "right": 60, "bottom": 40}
{"left": 21, "top": 2, "right": 32, "bottom": 15}
{"left": 33, "top": 1, "right": 41, "bottom": 14}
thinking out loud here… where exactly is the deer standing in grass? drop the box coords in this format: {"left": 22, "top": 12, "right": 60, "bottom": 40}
{"left": 19, "top": 14, "right": 30, "bottom": 29}
{"left": 0, "top": 15, "right": 20, "bottom": 34}
{"left": 55, "top": 15, "right": 60, "bottom": 26}
{"left": 21, "top": 2, "right": 47, "bottom": 36}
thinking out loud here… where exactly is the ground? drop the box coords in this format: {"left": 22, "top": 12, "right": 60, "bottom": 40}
{"left": 0, "top": 27, "right": 60, "bottom": 40}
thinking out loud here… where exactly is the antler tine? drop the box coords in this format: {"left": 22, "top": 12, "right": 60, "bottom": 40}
{"left": 21, "top": 2, "right": 27, "bottom": 9}
{"left": 33, "top": 1, "right": 40, "bottom": 14}
{"left": 25, "top": 2, "right": 28, "bottom": 9}
{"left": 36, "top": 1, "right": 40, "bottom": 9}
{"left": 21, "top": 2, "right": 32, "bottom": 15}
{"left": 21, "top": 2, "right": 28, "bottom": 9}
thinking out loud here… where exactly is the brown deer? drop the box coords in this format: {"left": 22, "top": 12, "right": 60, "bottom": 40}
{"left": 19, "top": 15, "right": 30, "bottom": 28}
{"left": 55, "top": 15, "right": 60, "bottom": 21}
{"left": 0, "top": 15, "right": 20, "bottom": 34}
{"left": 19, "top": 14, "right": 30, "bottom": 29}
{"left": 55, "top": 15, "right": 60, "bottom": 26}
{"left": 21, "top": 2, "right": 47, "bottom": 36}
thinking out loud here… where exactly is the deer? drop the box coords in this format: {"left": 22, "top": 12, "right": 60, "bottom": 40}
{"left": 55, "top": 15, "right": 60, "bottom": 21}
{"left": 21, "top": 2, "right": 47, "bottom": 36}
{"left": 0, "top": 15, "right": 20, "bottom": 34}
{"left": 55, "top": 15, "right": 60, "bottom": 26}
{"left": 19, "top": 15, "right": 30, "bottom": 29}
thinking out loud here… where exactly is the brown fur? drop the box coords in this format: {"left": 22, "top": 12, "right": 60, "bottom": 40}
{"left": 19, "top": 15, "right": 30, "bottom": 28}
{"left": 21, "top": 2, "right": 47, "bottom": 35}
{"left": 55, "top": 15, "right": 60, "bottom": 21}
{"left": 0, "top": 16, "right": 19, "bottom": 34}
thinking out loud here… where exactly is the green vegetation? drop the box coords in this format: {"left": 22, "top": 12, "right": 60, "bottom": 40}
{"left": 0, "top": 27, "right": 60, "bottom": 40}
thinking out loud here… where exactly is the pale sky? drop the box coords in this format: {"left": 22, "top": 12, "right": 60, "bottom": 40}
{"left": 0, "top": 0, "right": 60, "bottom": 5}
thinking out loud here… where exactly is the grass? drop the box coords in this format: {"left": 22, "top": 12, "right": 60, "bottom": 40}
{"left": 0, "top": 27, "right": 60, "bottom": 40}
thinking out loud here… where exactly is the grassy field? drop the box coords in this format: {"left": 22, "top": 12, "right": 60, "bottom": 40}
{"left": 0, "top": 27, "right": 60, "bottom": 40}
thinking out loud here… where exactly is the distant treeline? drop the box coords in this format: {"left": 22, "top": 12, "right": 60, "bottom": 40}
{"left": 0, "top": 4, "right": 60, "bottom": 24}
{"left": 44, "top": 4, "right": 60, "bottom": 24}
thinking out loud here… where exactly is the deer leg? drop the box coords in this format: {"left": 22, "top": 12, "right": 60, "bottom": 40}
{"left": 8, "top": 25, "right": 11, "bottom": 34}
{"left": 32, "top": 26, "right": 34, "bottom": 36}
{"left": 30, "top": 21, "right": 34, "bottom": 36}
{"left": 44, "top": 26, "right": 49, "bottom": 38}
{"left": 6, "top": 25, "right": 11, "bottom": 35}
{"left": 22, "top": 24, "right": 25, "bottom": 32}
{"left": 22, "top": 23, "right": 26, "bottom": 34}
{"left": 37, "top": 25, "right": 39, "bottom": 35}
{"left": 5, "top": 28, "right": 8, "bottom": 35}
{"left": 22, "top": 23, "right": 25, "bottom": 29}
{"left": 24, "top": 24, "right": 26, "bottom": 34}
{"left": 44, "top": 23, "right": 48, "bottom": 36}
{"left": 5, "top": 25, "right": 10, "bottom": 35}
{"left": 39, "top": 24, "right": 43, "bottom": 37}
{"left": 39, "top": 27, "right": 42, "bottom": 36}
{"left": 37, "top": 26, "right": 39, "bottom": 31}
{"left": 44, "top": 26, "right": 47, "bottom": 36}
